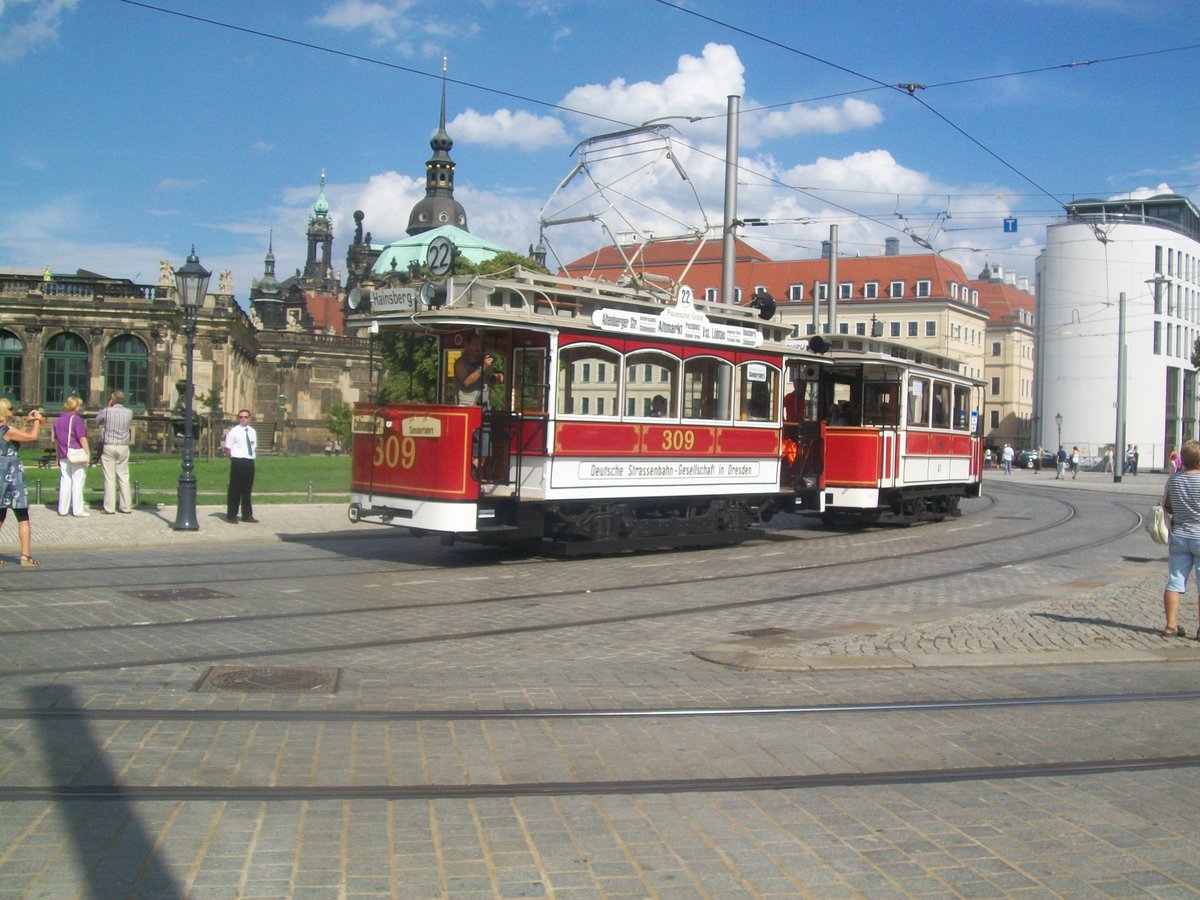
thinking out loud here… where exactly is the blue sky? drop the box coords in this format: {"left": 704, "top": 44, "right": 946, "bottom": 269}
{"left": 2, "top": 0, "right": 1197, "bottom": 300}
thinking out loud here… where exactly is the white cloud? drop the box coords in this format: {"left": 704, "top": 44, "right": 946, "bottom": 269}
{"left": 755, "top": 97, "right": 885, "bottom": 140}
{"left": 562, "top": 43, "right": 744, "bottom": 134}
{"left": 310, "top": 0, "right": 408, "bottom": 43}
{"left": 449, "top": 108, "right": 570, "bottom": 151}
{"left": 0, "top": 0, "right": 79, "bottom": 63}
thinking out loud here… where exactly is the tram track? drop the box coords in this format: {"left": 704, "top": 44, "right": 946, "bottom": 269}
{"left": 3, "top": 754, "right": 1198, "bottom": 802}
{"left": 0, "top": 492, "right": 1142, "bottom": 676}
{"left": 4, "top": 690, "right": 1198, "bottom": 802}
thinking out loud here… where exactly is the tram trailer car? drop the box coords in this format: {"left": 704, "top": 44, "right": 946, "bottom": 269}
{"left": 809, "top": 337, "right": 985, "bottom": 525}
{"left": 347, "top": 268, "right": 827, "bottom": 553}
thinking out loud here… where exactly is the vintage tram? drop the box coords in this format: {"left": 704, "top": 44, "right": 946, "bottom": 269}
{"left": 347, "top": 267, "right": 827, "bottom": 552}
{"left": 346, "top": 268, "right": 984, "bottom": 551}
{"left": 795, "top": 337, "right": 984, "bottom": 524}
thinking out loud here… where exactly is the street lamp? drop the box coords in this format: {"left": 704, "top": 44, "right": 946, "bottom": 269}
{"left": 172, "top": 246, "right": 210, "bottom": 531}
{"left": 1055, "top": 412, "right": 1063, "bottom": 451}
{"left": 1114, "top": 290, "right": 1128, "bottom": 483}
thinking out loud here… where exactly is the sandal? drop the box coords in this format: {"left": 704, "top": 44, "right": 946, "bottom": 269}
{"left": 1163, "top": 625, "right": 1186, "bottom": 637}
{"left": 18, "top": 555, "right": 38, "bottom": 568}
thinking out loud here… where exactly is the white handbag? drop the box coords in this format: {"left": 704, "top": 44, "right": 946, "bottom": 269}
{"left": 65, "top": 414, "right": 87, "bottom": 464}
{"left": 1146, "top": 504, "right": 1170, "bottom": 545}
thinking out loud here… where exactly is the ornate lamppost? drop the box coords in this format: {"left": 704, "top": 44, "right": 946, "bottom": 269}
{"left": 1055, "top": 411, "right": 1063, "bottom": 453}
{"left": 172, "top": 247, "right": 210, "bottom": 531}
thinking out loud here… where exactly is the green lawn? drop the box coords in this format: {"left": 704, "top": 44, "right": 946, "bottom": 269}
{"left": 19, "top": 452, "right": 353, "bottom": 506}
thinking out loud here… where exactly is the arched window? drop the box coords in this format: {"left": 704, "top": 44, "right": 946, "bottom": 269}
{"left": 682, "top": 356, "right": 732, "bottom": 421}
{"left": 557, "top": 344, "right": 620, "bottom": 417}
{"left": 105, "top": 334, "right": 149, "bottom": 409}
{"left": 0, "top": 330, "right": 21, "bottom": 402}
{"left": 42, "top": 332, "right": 89, "bottom": 405}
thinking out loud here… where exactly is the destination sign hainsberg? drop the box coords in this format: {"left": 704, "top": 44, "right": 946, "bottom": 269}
{"left": 372, "top": 288, "right": 417, "bottom": 312}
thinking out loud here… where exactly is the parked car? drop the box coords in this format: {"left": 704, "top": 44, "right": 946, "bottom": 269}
{"left": 1017, "top": 449, "right": 1056, "bottom": 469}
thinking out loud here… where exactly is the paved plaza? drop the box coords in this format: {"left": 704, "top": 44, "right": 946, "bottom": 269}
{"left": 2, "top": 469, "right": 1199, "bottom": 898}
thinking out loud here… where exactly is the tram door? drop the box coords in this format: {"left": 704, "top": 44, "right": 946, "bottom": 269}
{"left": 862, "top": 375, "right": 901, "bottom": 488}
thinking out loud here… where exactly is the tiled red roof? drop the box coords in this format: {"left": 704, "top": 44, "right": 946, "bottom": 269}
{"left": 563, "top": 238, "right": 970, "bottom": 303}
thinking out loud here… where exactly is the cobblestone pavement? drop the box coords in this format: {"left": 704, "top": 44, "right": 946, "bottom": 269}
{"left": 2, "top": 473, "right": 1199, "bottom": 898}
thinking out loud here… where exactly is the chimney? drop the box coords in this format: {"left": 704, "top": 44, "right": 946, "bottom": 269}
{"left": 884, "top": 237, "right": 900, "bottom": 256}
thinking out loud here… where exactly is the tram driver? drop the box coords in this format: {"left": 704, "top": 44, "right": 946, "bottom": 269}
{"left": 454, "top": 333, "right": 504, "bottom": 406}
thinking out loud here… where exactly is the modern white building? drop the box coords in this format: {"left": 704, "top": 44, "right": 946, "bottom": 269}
{"left": 1036, "top": 194, "right": 1200, "bottom": 469}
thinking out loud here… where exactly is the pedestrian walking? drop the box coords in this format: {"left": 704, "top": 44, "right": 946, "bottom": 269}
{"left": 1001, "top": 443, "right": 1014, "bottom": 475}
{"left": 52, "top": 396, "right": 90, "bottom": 517}
{"left": 225, "top": 408, "right": 258, "bottom": 524}
{"left": 1132, "top": 445, "right": 1140, "bottom": 475}
{"left": 1161, "top": 440, "right": 1200, "bottom": 638}
{"left": 1056, "top": 445, "right": 1067, "bottom": 479}
{"left": 1070, "top": 446, "right": 1081, "bottom": 479}
{"left": 0, "top": 399, "right": 44, "bottom": 567}
{"left": 1103, "top": 447, "right": 1113, "bottom": 473}
{"left": 95, "top": 390, "right": 133, "bottom": 514}
{"left": 1033, "top": 445, "right": 1044, "bottom": 474}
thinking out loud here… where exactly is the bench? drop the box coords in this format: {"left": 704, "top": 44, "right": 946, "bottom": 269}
{"left": 37, "top": 448, "right": 56, "bottom": 468}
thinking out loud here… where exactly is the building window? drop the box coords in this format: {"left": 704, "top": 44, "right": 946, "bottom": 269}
{"left": 990, "top": 410, "right": 1000, "bottom": 428}
{"left": 42, "top": 332, "right": 89, "bottom": 405}
{"left": 990, "top": 376, "right": 1000, "bottom": 395}
{"left": 890, "top": 322, "right": 900, "bottom": 337}
{"left": 0, "top": 330, "right": 22, "bottom": 402}
{"left": 805, "top": 323, "right": 816, "bottom": 335}
{"left": 816, "top": 282, "right": 828, "bottom": 300}
{"left": 104, "top": 334, "right": 149, "bottom": 410}
{"left": 733, "top": 287, "right": 743, "bottom": 303}
{"left": 925, "top": 321, "right": 936, "bottom": 337}
{"left": 788, "top": 284, "right": 804, "bottom": 301}
{"left": 839, "top": 322, "right": 849, "bottom": 334}
{"left": 704, "top": 288, "right": 718, "bottom": 302}
{"left": 915, "top": 280, "right": 932, "bottom": 297}
{"left": 581, "top": 363, "right": 591, "bottom": 382}
{"left": 838, "top": 283, "right": 852, "bottom": 299}
{"left": 864, "top": 282, "right": 879, "bottom": 300}
{"left": 992, "top": 341, "right": 1001, "bottom": 357}
{"left": 855, "top": 322, "right": 866, "bottom": 336}
{"left": 1167, "top": 323, "right": 1173, "bottom": 356}
{"left": 907, "top": 321, "right": 918, "bottom": 337}
{"left": 890, "top": 281, "right": 904, "bottom": 298}
{"left": 949, "top": 282, "right": 959, "bottom": 300}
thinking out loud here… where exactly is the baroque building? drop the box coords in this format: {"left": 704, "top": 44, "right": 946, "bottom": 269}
{"left": 0, "top": 174, "right": 373, "bottom": 455}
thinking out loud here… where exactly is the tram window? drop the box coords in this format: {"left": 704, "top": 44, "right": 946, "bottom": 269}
{"left": 907, "top": 377, "right": 930, "bottom": 427}
{"left": 557, "top": 344, "right": 620, "bottom": 417}
{"left": 626, "top": 351, "right": 679, "bottom": 418}
{"left": 512, "top": 348, "right": 549, "bottom": 413}
{"left": 682, "top": 357, "right": 732, "bottom": 420}
{"left": 736, "top": 362, "right": 778, "bottom": 422}
{"left": 863, "top": 382, "right": 900, "bottom": 426}
{"left": 931, "top": 380, "right": 952, "bottom": 428}
{"left": 953, "top": 384, "right": 972, "bottom": 431}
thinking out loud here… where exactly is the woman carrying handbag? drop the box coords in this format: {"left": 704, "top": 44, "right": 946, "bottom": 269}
{"left": 1162, "top": 440, "right": 1200, "bottom": 638}
{"left": 52, "top": 396, "right": 91, "bottom": 518}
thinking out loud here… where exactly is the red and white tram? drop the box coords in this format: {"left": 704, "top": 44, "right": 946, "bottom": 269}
{"left": 347, "top": 268, "right": 826, "bottom": 552}
{"left": 793, "top": 337, "right": 984, "bottom": 524}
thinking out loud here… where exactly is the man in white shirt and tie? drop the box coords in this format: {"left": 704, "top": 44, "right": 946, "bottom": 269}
{"left": 224, "top": 408, "right": 258, "bottom": 523}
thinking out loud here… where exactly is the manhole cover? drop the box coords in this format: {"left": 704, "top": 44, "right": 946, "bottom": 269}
{"left": 193, "top": 666, "right": 340, "bottom": 694}
{"left": 125, "top": 588, "right": 231, "bottom": 602}
{"left": 734, "top": 627, "right": 790, "bottom": 638}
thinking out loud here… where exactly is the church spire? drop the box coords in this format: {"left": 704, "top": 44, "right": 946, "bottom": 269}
{"left": 406, "top": 57, "right": 468, "bottom": 236}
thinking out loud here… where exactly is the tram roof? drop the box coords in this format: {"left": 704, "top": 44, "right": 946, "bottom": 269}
{"left": 807, "top": 335, "right": 982, "bottom": 385}
{"left": 354, "top": 267, "right": 821, "bottom": 357}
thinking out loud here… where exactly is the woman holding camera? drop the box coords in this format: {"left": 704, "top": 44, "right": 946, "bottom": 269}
{"left": 0, "top": 398, "right": 44, "bottom": 567}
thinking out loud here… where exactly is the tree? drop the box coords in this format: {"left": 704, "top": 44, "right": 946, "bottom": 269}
{"left": 373, "top": 249, "right": 547, "bottom": 403}
{"left": 323, "top": 401, "right": 353, "bottom": 448}
{"left": 197, "top": 388, "right": 222, "bottom": 461}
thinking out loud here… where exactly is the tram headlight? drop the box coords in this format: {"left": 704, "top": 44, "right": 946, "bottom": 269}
{"left": 420, "top": 280, "right": 448, "bottom": 309}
